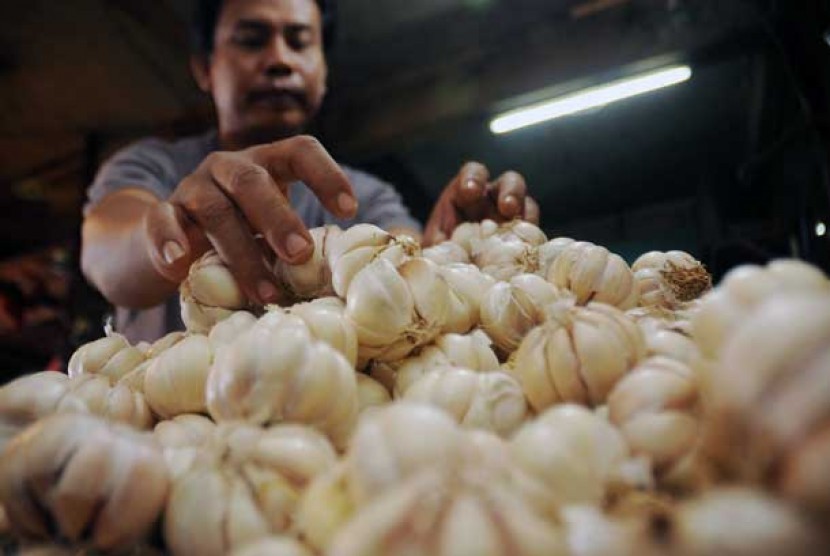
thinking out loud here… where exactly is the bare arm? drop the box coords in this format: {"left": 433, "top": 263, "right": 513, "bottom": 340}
{"left": 81, "top": 188, "right": 183, "bottom": 308}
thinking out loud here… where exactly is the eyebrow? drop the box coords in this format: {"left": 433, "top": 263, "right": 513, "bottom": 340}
{"left": 235, "top": 18, "right": 314, "bottom": 32}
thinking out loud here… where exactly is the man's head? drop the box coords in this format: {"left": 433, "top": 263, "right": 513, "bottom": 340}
{"left": 190, "top": 0, "right": 335, "bottom": 148}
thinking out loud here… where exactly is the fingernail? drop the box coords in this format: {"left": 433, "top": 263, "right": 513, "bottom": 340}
{"left": 337, "top": 193, "right": 357, "bottom": 215}
{"left": 285, "top": 233, "right": 311, "bottom": 257}
{"left": 464, "top": 179, "right": 479, "bottom": 192}
{"left": 504, "top": 195, "right": 518, "bottom": 211}
{"left": 258, "top": 280, "right": 278, "bottom": 303}
{"left": 162, "top": 241, "right": 185, "bottom": 265}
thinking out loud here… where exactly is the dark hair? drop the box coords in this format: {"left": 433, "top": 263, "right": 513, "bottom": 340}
{"left": 190, "top": 0, "right": 336, "bottom": 55}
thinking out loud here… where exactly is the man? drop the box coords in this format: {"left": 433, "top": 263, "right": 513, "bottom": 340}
{"left": 82, "top": 0, "right": 538, "bottom": 342}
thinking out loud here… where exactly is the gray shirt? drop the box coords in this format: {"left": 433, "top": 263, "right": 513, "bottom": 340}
{"left": 86, "top": 130, "right": 421, "bottom": 343}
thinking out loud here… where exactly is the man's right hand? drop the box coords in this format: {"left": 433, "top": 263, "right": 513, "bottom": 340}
{"left": 143, "top": 135, "right": 357, "bottom": 305}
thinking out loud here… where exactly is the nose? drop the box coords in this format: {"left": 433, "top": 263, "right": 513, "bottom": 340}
{"left": 263, "top": 35, "right": 295, "bottom": 79}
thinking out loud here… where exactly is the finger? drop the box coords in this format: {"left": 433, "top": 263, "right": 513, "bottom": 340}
{"left": 174, "top": 178, "right": 282, "bottom": 305}
{"left": 209, "top": 153, "right": 314, "bottom": 264}
{"left": 144, "top": 201, "right": 199, "bottom": 284}
{"left": 454, "top": 161, "right": 490, "bottom": 208}
{"left": 423, "top": 200, "right": 458, "bottom": 247}
{"left": 494, "top": 171, "right": 527, "bottom": 219}
{"left": 524, "top": 196, "right": 541, "bottom": 225}
{"left": 250, "top": 135, "right": 358, "bottom": 219}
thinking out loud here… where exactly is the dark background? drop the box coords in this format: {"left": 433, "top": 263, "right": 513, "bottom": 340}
{"left": 1, "top": 0, "right": 829, "bottom": 373}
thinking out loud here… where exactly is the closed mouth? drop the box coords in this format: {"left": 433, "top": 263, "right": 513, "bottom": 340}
{"left": 247, "top": 89, "right": 307, "bottom": 111}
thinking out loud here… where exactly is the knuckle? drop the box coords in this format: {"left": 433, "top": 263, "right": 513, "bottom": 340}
{"left": 289, "top": 134, "right": 322, "bottom": 152}
{"left": 226, "top": 164, "right": 270, "bottom": 195}
{"left": 195, "top": 195, "right": 234, "bottom": 228}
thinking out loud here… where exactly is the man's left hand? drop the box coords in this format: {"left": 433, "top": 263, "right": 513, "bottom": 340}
{"left": 423, "top": 162, "right": 540, "bottom": 246}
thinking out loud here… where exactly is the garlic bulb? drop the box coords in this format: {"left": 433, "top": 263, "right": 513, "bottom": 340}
{"left": 356, "top": 373, "right": 391, "bottom": 414}
{"left": 181, "top": 251, "right": 250, "bottom": 334}
{"left": 642, "top": 326, "right": 702, "bottom": 367}
{"left": 692, "top": 259, "right": 830, "bottom": 358}
{"left": 328, "top": 464, "right": 566, "bottom": 556}
{"left": 474, "top": 234, "right": 541, "bottom": 281}
{"left": 287, "top": 297, "right": 358, "bottom": 368}
{"left": 273, "top": 225, "right": 340, "bottom": 301}
{"left": 207, "top": 310, "right": 258, "bottom": 349}
{"left": 437, "top": 263, "right": 496, "bottom": 334}
{"left": 480, "top": 273, "right": 571, "bottom": 355}
{"left": 0, "top": 372, "right": 153, "bottom": 447}
{"left": 512, "top": 302, "right": 645, "bottom": 411}
{"left": 422, "top": 240, "right": 470, "bottom": 265}
{"left": 295, "top": 462, "right": 353, "bottom": 552}
{"left": 206, "top": 312, "right": 358, "bottom": 449}
{"left": 608, "top": 356, "right": 700, "bottom": 471}
{"left": 327, "top": 224, "right": 420, "bottom": 298}
{"left": 67, "top": 332, "right": 146, "bottom": 383}
{"left": 632, "top": 250, "right": 711, "bottom": 309}
{"left": 702, "top": 292, "right": 830, "bottom": 510}
{"left": 345, "top": 257, "right": 451, "bottom": 363}
{"left": 164, "top": 422, "right": 337, "bottom": 556}
{"left": 547, "top": 241, "right": 638, "bottom": 309}
{"left": 565, "top": 488, "right": 822, "bottom": 556}
{"left": 144, "top": 334, "right": 214, "bottom": 419}
{"left": 537, "top": 237, "right": 576, "bottom": 278}
{"left": 154, "top": 414, "right": 217, "bottom": 480}
{"left": 231, "top": 537, "right": 314, "bottom": 556}
{"left": 510, "top": 404, "right": 650, "bottom": 516}
{"left": 449, "top": 219, "right": 499, "bottom": 254}
{"left": 390, "top": 329, "right": 500, "bottom": 396}
{"left": 403, "top": 367, "right": 528, "bottom": 436}
{"left": 0, "top": 413, "right": 169, "bottom": 551}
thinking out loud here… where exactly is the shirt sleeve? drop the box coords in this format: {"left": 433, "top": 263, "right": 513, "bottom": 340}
{"left": 84, "top": 138, "right": 178, "bottom": 216}
{"left": 349, "top": 169, "right": 423, "bottom": 233}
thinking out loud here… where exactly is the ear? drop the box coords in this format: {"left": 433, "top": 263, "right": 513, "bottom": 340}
{"left": 190, "top": 54, "right": 212, "bottom": 93}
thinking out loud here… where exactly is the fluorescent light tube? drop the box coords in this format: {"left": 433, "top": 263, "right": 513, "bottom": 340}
{"left": 490, "top": 65, "right": 692, "bottom": 134}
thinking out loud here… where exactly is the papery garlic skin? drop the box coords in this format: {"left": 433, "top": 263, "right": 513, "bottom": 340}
{"left": 642, "top": 325, "right": 702, "bottom": 367}
{"left": 144, "top": 334, "right": 214, "bottom": 419}
{"left": 404, "top": 367, "right": 528, "bottom": 436}
{"left": 68, "top": 374, "right": 155, "bottom": 430}
{"left": 288, "top": 297, "right": 358, "bottom": 368}
{"left": 207, "top": 310, "right": 258, "bottom": 349}
{"left": 206, "top": 313, "right": 358, "bottom": 449}
{"left": 67, "top": 333, "right": 146, "bottom": 383}
{"left": 632, "top": 250, "right": 711, "bottom": 310}
{"left": 356, "top": 373, "right": 391, "bottom": 414}
{"left": 450, "top": 220, "right": 499, "bottom": 254}
{"left": 702, "top": 292, "right": 830, "bottom": 509}
{"left": 422, "top": 241, "right": 470, "bottom": 265}
{"left": 392, "top": 330, "right": 500, "bottom": 396}
{"left": 328, "top": 464, "right": 567, "bottom": 556}
{"left": 692, "top": 259, "right": 830, "bottom": 358}
{"left": 510, "top": 404, "right": 641, "bottom": 515}
{"left": 0, "top": 413, "right": 169, "bottom": 551}
{"left": 295, "top": 462, "right": 353, "bottom": 552}
{"left": 327, "top": 224, "right": 420, "bottom": 298}
{"left": 474, "top": 234, "right": 540, "bottom": 281}
{"left": 231, "top": 537, "right": 314, "bottom": 556}
{"left": 547, "top": 241, "right": 638, "bottom": 309}
{"left": 345, "top": 257, "right": 450, "bottom": 363}
{"left": 180, "top": 251, "right": 250, "bottom": 333}
{"left": 537, "top": 237, "right": 576, "bottom": 278}
{"left": 480, "top": 273, "right": 570, "bottom": 355}
{"left": 438, "top": 263, "right": 496, "bottom": 334}
{"left": 164, "top": 423, "right": 337, "bottom": 556}
{"left": 608, "top": 356, "right": 700, "bottom": 470}
{"left": 512, "top": 302, "right": 645, "bottom": 411}
{"left": 273, "top": 225, "right": 340, "bottom": 301}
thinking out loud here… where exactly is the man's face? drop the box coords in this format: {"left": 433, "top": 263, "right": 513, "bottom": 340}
{"left": 205, "top": 0, "right": 327, "bottom": 144}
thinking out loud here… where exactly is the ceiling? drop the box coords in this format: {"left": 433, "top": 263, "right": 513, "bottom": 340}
{"left": 1, "top": 0, "right": 829, "bottom": 272}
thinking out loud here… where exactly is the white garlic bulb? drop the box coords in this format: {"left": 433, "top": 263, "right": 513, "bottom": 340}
{"left": 437, "top": 263, "right": 496, "bottom": 333}
{"left": 181, "top": 251, "right": 250, "bottom": 334}
{"left": 231, "top": 537, "right": 314, "bottom": 556}
{"left": 480, "top": 273, "right": 571, "bottom": 355}
{"left": 272, "top": 225, "right": 340, "bottom": 301}
{"left": 547, "top": 241, "right": 638, "bottom": 309}
{"left": 642, "top": 325, "right": 702, "bottom": 367}
{"left": 356, "top": 373, "right": 391, "bottom": 415}
{"left": 327, "top": 224, "right": 420, "bottom": 298}
{"left": 390, "top": 330, "right": 500, "bottom": 396}
{"left": 0, "top": 413, "right": 169, "bottom": 551}
{"left": 512, "top": 302, "right": 645, "bottom": 411}
{"left": 692, "top": 259, "right": 830, "bottom": 358}
{"left": 474, "top": 234, "right": 541, "bottom": 281}
{"left": 207, "top": 310, "right": 258, "bottom": 349}
{"left": 206, "top": 312, "right": 358, "bottom": 449}
{"left": 288, "top": 297, "right": 358, "bottom": 368}
{"left": 67, "top": 332, "right": 146, "bottom": 383}
{"left": 608, "top": 356, "right": 700, "bottom": 471}
{"left": 345, "top": 257, "right": 451, "bottom": 363}
{"left": 164, "top": 422, "right": 337, "bottom": 556}
{"left": 510, "top": 404, "right": 648, "bottom": 517}
{"left": 404, "top": 367, "right": 528, "bottom": 436}
{"left": 144, "top": 334, "right": 214, "bottom": 419}
{"left": 450, "top": 219, "right": 499, "bottom": 254}
{"left": 632, "top": 250, "right": 711, "bottom": 309}
{"left": 422, "top": 240, "right": 470, "bottom": 265}
{"left": 537, "top": 237, "right": 576, "bottom": 278}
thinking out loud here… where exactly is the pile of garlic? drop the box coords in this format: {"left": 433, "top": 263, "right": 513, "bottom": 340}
{"left": 1, "top": 218, "right": 829, "bottom": 555}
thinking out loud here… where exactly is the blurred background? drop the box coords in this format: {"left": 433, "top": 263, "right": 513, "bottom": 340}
{"left": 1, "top": 0, "right": 829, "bottom": 373}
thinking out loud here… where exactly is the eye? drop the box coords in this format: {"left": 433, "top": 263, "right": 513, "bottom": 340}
{"left": 285, "top": 27, "right": 314, "bottom": 50}
{"left": 232, "top": 28, "right": 269, "bottom": 50}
